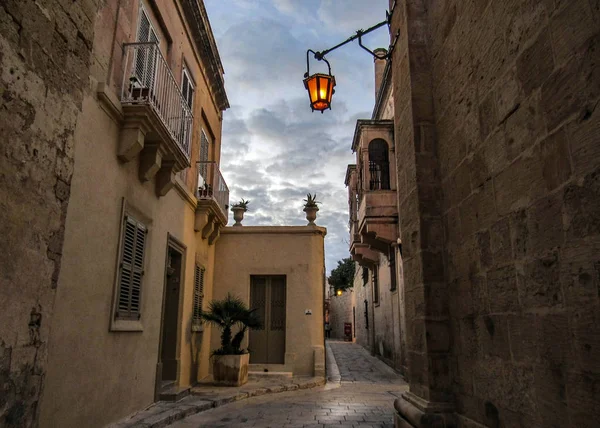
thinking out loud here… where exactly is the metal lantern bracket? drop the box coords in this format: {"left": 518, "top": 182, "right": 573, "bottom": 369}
{"left": 304, "top": 11, "right": 400, "bottom": 78}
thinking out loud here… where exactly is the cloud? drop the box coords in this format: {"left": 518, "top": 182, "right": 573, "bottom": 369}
{"left": 317, "top": 0, "right": 390, "bottom": 35}
{"left": 206, "top": 0, "right": 390, "bottom": 274}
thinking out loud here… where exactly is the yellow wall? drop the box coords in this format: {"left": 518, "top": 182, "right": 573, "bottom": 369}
{"left": 39, "top": 0, "right": 225, "bottom": 426}
{"left": 212, "top": 226, "right": 327, "bottom": 376}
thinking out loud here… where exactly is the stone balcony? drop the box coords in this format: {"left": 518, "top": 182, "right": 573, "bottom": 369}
{"left": 194, "top": 161, "right": 229, "bottom": 245}
{"left": 357, "top": 190, "right": 398, "bottom": 252}
{"left": 99, "top": 42, "right": 193, "bottom": 197}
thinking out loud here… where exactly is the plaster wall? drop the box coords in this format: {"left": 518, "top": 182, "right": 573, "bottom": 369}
{"left": 37, "top": 0, "right": 226, "bottom": 426}
{"left": 352, "top": 265, "right": 372, "bottom": 349}
{"left": 213, "top": 226, "right": 327, "bottom": 376}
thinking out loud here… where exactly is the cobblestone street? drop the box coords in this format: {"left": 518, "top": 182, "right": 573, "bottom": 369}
{"left": 170, "top": 341, "right": 407, "bottom": 427}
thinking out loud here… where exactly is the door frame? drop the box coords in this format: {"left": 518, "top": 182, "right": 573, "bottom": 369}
{"left": 155, "top": 233, "right": 187, "bottom": 400}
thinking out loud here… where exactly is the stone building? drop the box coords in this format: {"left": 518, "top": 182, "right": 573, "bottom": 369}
{"left": 0, "top": 1, "right": 100, "bottom": 426}
{"left": 342, "top": 0, "right": 600, "bottom": 426}
{"left": 1, "top": 1, "right": 326, "bottom": 427}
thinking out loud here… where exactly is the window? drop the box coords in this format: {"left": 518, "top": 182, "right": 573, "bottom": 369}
{"left": 373, "top": 267, "right": 380, "bottom": 305}
{"left": 197, "top": 130, "right": 211, "bottom": 191}
{"left": 182, "top": 68, "right": 195, "bottom": 110}
{"left": 364, "top": 300, "right": 369, "bottom": 329}
{"left": 362, "top": 267, "right": 369, "bottom": 286}
{"left": 390, "top": 250, "right": 397, "bottom": 292}
{"left": 200, "top": 129, "right": 209, "bottom": 163}
{"left": 116, "top": 214, "right": 147, "bottom": 321}
{"left": 368, "top": 139, "right": 390, "bottom": 190}
{"left": 134, "top": 7, "right": 160, "bottom": 89}
{"left": 192, "top": 264, "right": 205, "bottom": 331}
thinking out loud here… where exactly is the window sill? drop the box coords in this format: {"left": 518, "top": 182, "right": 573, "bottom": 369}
{"left": 110, "top": 319, "right": 144, "bottom": 332}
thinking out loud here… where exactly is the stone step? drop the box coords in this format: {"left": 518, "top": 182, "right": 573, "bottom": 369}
{"left": 248, "top": 371, "right": 293, "bottom": 377}
{"left": 158, "top": 385, "right": 191, "bottom": 402}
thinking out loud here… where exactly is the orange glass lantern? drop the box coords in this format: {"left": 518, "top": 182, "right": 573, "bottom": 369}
{"left": 304, "top": 50, "right": 336, "bottom": 113}
{"left": 303, "top": 73, "right": 336, "bottom": 113}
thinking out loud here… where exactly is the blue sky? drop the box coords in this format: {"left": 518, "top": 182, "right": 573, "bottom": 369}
{"left": 204, "top": 0, "right": 390, "bottom": 274}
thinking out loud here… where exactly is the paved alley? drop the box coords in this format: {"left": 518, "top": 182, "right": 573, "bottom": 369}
{"left": 169, "top": 341, "right": 407, "bottom": 428}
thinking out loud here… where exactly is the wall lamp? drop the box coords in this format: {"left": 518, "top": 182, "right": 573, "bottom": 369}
{"left": 303, "top": 12, "right": 397, "bottom": 113}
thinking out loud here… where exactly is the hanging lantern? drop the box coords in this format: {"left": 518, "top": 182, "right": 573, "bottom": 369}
{"left": 336, "top": 289, "right": 343, "bottom": 296}
{"left": 304, "top": 50, "right": 336, "bottom": 113}
{"left": 303, "top": 73, "right": 336, "bottom": 113}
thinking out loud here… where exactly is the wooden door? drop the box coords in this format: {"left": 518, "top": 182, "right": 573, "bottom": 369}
{"left": 249, "top": 276, "right": 286, "bottom": 364}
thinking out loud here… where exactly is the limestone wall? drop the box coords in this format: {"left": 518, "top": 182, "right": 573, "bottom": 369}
{"left": 0, "top": 1, "right": 99, "bottom": 426}
{"left": 328, "top": 290, "right": 353, "bottom": 340}
{"left": 389, "top": 0, "right": 600, "bottom": 426}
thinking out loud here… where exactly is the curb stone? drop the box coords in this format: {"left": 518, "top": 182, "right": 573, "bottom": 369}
{"left": 107, "top": 376, "right": 326, "bottom": 428}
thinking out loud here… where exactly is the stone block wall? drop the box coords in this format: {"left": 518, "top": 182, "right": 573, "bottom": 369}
{"left": 372, "top": 253, "right": 403, "bottom": 371}
{"left": 0, "top": 1, "right": 98, "bottom": 426}
{"left": 426, "top": 0, "right": 600, "bottom": 426}
{"left": 329, "top": 290, "right": 354, "bottom": 340}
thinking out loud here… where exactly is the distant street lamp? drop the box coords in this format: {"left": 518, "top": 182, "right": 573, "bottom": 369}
{"left": 303, "top": 13, "right": 398, "bottom": 113}
{"left": 336, "top": 289, "right": 343, "bottom": 296}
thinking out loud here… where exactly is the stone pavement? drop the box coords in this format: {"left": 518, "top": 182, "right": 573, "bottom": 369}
{"left": 168, "top": 340, "right": 408, "bottom": 428}
{"left": 108, "top": 375, "right": 326, "bottom": 428}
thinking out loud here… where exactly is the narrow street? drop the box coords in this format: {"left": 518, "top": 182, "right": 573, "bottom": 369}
{"left": 170, "top": 341, "right": 407, "bottom": 428}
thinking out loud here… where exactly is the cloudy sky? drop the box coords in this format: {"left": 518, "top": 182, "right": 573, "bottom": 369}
{"left": 204, "top": 0, "right": 390, "bottom": 274}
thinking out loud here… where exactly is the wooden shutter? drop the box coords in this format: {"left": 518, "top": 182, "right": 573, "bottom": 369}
{"left": 182, "top": 69, "right": 194, "bottom": 110}
{"left": 389, "top": 251, "right": 397, "bottom": 291}
{"left": 200, "top": 130, "right": 209, "bottom": 163}
{"left": 373, "top": 268, "right": 379, "bottom": 304}
{"left": 135, "top": 8, "right": 159, "bottom": 88}
{"left": 116, "top": 215, "right": 146, "bottom": 320}
{"left": 192, "top": 264, "right": 205, "bottom": 328}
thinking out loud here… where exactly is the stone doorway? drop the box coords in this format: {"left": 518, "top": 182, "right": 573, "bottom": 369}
{"left": 249, "top": 275, "right": 286, "bottom": 364}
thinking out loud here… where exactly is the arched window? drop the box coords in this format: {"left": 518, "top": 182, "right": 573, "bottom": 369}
{"left": 368, "top": 139, "right": 390, "bottom": 190}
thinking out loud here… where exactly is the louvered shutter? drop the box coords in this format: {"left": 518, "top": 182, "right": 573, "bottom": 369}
{"left": 135, "top": 9, "right": 159, "bottom": 88}
{"left": 116, "top": 215, "right": 146, "bottom": 320}
{"left": 200, "top": 130, "right": 209, "bottom": 163}
{"left": 192, "top": 265, "right": 205, "bottom": 328}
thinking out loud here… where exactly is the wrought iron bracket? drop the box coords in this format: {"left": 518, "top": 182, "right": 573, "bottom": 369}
{"left": 304, "top": 11, "right": 398, "bottom": 77}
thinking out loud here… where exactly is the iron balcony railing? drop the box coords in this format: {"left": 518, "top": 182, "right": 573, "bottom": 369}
{"left": 197, "top": 161, "right": 229, "bottom": 220}
{"left": 121, "top": 42, "right": 192, "bottom": 160}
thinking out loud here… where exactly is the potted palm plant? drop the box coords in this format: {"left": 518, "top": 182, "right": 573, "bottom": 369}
{"left": 303, "top": 193, "right": 321, "bottom": 225}
{"left": 231, "top": 198, "right": 250, "bottom": 226}
{"left": 200, "top": 293, "right": 261, "bottom": 386}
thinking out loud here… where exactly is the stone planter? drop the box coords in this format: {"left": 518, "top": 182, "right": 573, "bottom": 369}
{"left": 212, "top": 353, "right": 249, "bottom": 386}
{"left": 303, "top": 206, "right": 319, "bottom": 225}
{"left": 231, "top": 207, "right": 246, "bottom": 226}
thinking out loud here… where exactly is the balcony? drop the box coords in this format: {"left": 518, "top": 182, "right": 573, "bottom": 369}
{"left": 195, "top": 161, "right": 229, "bottom": 245}
{"left": 117, "top": 42, "right": 193, "bottom": 196}
{"left": 357, "top": 190, "right": 397, "bottom": 252}
{"left": 347, "top": 120, "right": 398, "bottom": 260}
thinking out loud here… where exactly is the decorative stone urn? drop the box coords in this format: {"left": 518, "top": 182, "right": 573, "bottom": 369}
{"left": 304, "top": 206, "right": 319, "bottom": 225}
{"left": 231, "top": 206, "right": 246, "bottom": 226}
{"left": 213, "top": 353, "right": 249, "bottom": 386}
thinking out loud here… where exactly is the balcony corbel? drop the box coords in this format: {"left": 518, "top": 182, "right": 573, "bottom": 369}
{"left": 352, "top": 243, "right": 379, "bottom": 267}
{"left": 208, "top": 225, "right": 221, "bottom": 245}
{"left": 139, "top": 143, "right": 162, "bottom": 181}
{"left": 118, "top": 113, "right": 152, "bottom": 162}
{"left": 201, "top": 215, "right": 215, "bottom": 240}
{"left": 155, "top": 161, "right": 176, "bottom": 197}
